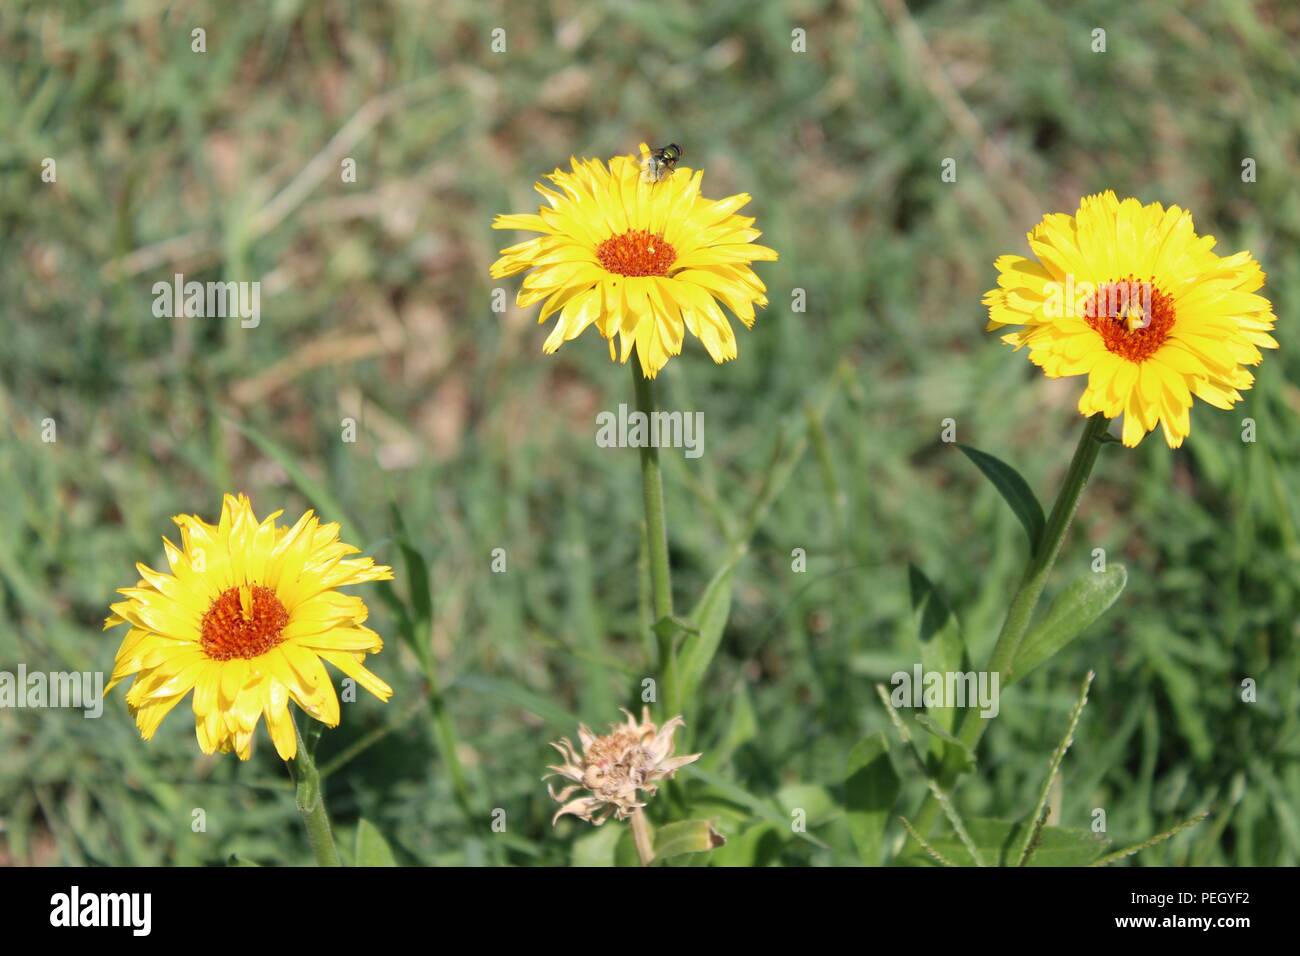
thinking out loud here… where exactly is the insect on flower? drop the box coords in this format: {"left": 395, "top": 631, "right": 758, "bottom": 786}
{"left": 640, "top": 142, "right": 683, "bottom": 184}
{"left": 490, "top": 143, "right": 777, "bottom": 378}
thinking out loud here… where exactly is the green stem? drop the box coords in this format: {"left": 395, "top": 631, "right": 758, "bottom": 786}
{"left": 285, "top": 716, "right": 341, "bottom": 866}
{"left": 910, "top": 413, "right": 1110, "bottom": 839}
{"left": 632, "top": 361, "right": 678, "bottom": 714}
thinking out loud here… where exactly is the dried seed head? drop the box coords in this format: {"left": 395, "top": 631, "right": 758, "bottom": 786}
{"left": 545, "top": 706, "right": 702, "bottom": 826}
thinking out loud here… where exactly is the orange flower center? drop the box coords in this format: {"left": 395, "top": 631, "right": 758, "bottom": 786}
{"left": 1084, "top": 276, "right": 1176, "bottom": 363}
{"left": 596, "top": 229, "right": 676, "bottom": 277}
{"left": 201, "top": 584, "right": 289, "bottom": 660}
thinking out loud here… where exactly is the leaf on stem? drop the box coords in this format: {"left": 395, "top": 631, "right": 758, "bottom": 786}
{"left": 957, "top": 444, "right": 1045, "bottom": 551}
{"left": 1011, "top": 565, "right": 1127, "bottom": 684}
{"left": 676, "top": 568, "right": 735, "bottom": 709}
{"left": 652, "top": 615, "right": 699, "bottom": 642}
{"left": 651, "top": 819, "right": 727, "bottom": 862}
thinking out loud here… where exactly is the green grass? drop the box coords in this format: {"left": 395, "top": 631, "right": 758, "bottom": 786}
{"left": 1, "top": 0, "right": 1297, "bottom": 866}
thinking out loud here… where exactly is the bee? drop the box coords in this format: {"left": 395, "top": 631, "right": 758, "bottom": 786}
{"left": 641, "top": 142, "right": 683, "bottom": 184}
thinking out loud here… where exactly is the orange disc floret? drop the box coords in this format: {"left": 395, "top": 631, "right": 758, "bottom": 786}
{"left": 596, "top": 229, "right": 677, "bottom": 277}
{"left": 200, "top": 584, "right": 290, "bottom": 661}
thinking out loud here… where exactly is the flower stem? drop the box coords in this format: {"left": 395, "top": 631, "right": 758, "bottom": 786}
{"left": 286, "top": 715, "right": 342, "bottom": 867}
{"left": 630, "top": 809, "right": 655, "bottom": 867}
{"left": 909, "top": 413, "right": 1110, "bottom": 840}
{"left": 632, "top": 361, "right": 679, "bottom": 713}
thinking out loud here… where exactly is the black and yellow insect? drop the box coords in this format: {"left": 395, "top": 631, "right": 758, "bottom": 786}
{"left": 641, "top": 143, "right": 683, "bottom": 184}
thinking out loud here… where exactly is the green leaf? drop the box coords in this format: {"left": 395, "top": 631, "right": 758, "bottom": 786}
{"left": 388, "top": 504, "right": 433, "bottom": 668}
{"left": 707, "top": 821, "right": 781, "bottom": 867}
{"left": 775, "top": 783, "right": 837, "bottom": 827}
{"left": 897, "top": 817, "right": 1108, "bottom": 867}
{"left": 614, "top": 826, "right": 641, "bottom": 868}
{"left": 911, "top": 714, "right": 975, "bottom": 770}
{"left": 652, "top": 819, "right": 726, "bottom": 862}
{"left": 908, "top": 565, "right": 967, "bottom": 735}
{"left": 958, "top": 444, "right": 1045, "bottom": 550}
{"left": 571, "top": 821, "right": 624, "bottom": 867}
{"left": 845, "top": 732, "right": 901, "bottom": 866}
{"left": 677, "top": 567, "right": 734, "bottom": 708}
{"left": 226, "top": 853, "right": 261, "bottom": 866}
{"left": 700, "top": 681, "right": 757, "bottom": 771}
{"left": 685, "top": 765, "right": 830, "bottom": 850}
{"left": 354, "top": 818, "right": 398, "bottom": 866}
{"left": 1011, "top": 564, "right": 1128, "bottom": 684}
{"left": 652, "top": 615, "right": 699, "bottom": 641}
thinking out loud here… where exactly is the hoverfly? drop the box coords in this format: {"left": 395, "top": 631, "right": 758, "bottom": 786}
{"left": 641, "top": 142, "right": 683, "bottom": 184}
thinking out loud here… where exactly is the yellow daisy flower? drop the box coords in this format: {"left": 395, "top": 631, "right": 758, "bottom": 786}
{"left": 490, "top": 143, "right": 778, "bottom": 379}
{"left": 984, "top": 191, "right": 1277, "bottom": 447}
{"left": 104, "top": 493, "right": 394, "bottom": 761}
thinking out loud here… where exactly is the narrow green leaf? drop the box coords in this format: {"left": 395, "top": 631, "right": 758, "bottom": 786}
{"left": 226, "top": 853, "right": 261, "bottom": 866}
{"left": 388, "top": 504, "right": 433, "bottom": 667}
{"left": 958, "top": 444, "right": 1045, "bottom": 550}
{"left": 845, "top": 732, "right": 900, "bottom": 865}
{"left": 652, "top": 819, "right": 726, "bottom": 861}
{"left": 354, "top": 818, "right": 398, "bottom": 866}
{"left": 701, "top": 682, "right": 757, "bottom": 771}
{"left": 1011, "top": 565, "right": 1127, "bottom": 684}
{"left": 677, "top": 568, "right": 734, "bottom": 709}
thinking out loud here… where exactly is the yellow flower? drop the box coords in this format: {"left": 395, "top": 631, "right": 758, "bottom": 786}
{"left": 490, "top": 143, "right": 778, "bottom": 379}
{"left": 104, "top": 493, "right": 394, "bottom": 760}
{"left": 984, "top": 191, "right": 1277, "bottom": 447}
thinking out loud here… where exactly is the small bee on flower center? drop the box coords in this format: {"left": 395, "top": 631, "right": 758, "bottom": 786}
{"left": 641, "top": 142, "right": 683, "bottom": 184}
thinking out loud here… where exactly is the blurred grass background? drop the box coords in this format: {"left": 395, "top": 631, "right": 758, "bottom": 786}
{"left": 1, "top": 0, "right": 1297, "bottom": 866}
